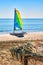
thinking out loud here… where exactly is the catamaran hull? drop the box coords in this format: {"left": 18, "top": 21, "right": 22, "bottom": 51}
{"left": 10, "top": 32, "right": 26, "bottom": 37}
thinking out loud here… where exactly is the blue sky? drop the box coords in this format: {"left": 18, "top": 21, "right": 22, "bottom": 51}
{"left": 0, "top": 0, "right": 43, "bottom": 18}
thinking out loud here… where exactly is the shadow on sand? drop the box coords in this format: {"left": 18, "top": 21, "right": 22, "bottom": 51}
{"left": 10, "top": 32, "right": 26, "bottom": 38}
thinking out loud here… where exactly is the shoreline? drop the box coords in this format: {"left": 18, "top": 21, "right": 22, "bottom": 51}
{"left": 0, "top": 31, "right": 43, "bottom": 42}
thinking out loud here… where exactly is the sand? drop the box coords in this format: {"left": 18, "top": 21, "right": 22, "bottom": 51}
{"left": 0, "top": 31, "right": 43, "bottom": 42}
{"left": 0, "top": 32, "right": 43, "bottom": 65}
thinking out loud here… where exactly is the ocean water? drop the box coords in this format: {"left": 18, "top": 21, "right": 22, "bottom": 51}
{"left": 0, "top": 18, "right": 43, "bottom": 33}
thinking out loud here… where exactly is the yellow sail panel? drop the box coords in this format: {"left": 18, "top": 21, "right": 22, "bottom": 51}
{"left": 16, "top": 10, "right": 21, "bottom": 18}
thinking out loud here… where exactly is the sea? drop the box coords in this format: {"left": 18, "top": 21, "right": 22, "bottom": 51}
{"left": 0, "top": 18, "right": 43, "bottom": 33}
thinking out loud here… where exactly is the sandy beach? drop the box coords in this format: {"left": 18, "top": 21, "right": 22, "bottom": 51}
{"left": 0, "top": 32, "right": 43, "bottom": 65}
{"left": 0, "top": 31, "right": 43, "bottom": 42}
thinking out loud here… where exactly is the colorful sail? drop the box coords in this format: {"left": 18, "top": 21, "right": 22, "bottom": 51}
{"left": 14, "top": 9, "right": 22, "bottom": 30}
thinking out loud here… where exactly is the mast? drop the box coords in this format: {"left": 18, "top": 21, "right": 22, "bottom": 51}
{"left": 14, "top": 8, "right": 16, "bottom": 32}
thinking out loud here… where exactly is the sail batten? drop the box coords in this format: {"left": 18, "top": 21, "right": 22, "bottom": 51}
{"left": 14, "top": 9, "right": 22, "bottom": 30}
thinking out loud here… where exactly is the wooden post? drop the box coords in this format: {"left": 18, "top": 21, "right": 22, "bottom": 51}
{"left": 24, "top": 56, "right": 28, "bottom": 65}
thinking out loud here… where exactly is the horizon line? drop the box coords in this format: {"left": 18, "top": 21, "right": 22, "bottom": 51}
{"left": 0, "top": 17, "right": 43, "bottom": 19}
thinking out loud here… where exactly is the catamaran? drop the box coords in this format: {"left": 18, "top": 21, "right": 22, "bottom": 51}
{"left": 11, "top": 9, "right": 25, "bottom": 37}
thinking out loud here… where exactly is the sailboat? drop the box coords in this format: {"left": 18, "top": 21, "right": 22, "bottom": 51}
{"left": 11, "top": 9, "right": 25, "bottom": 37}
